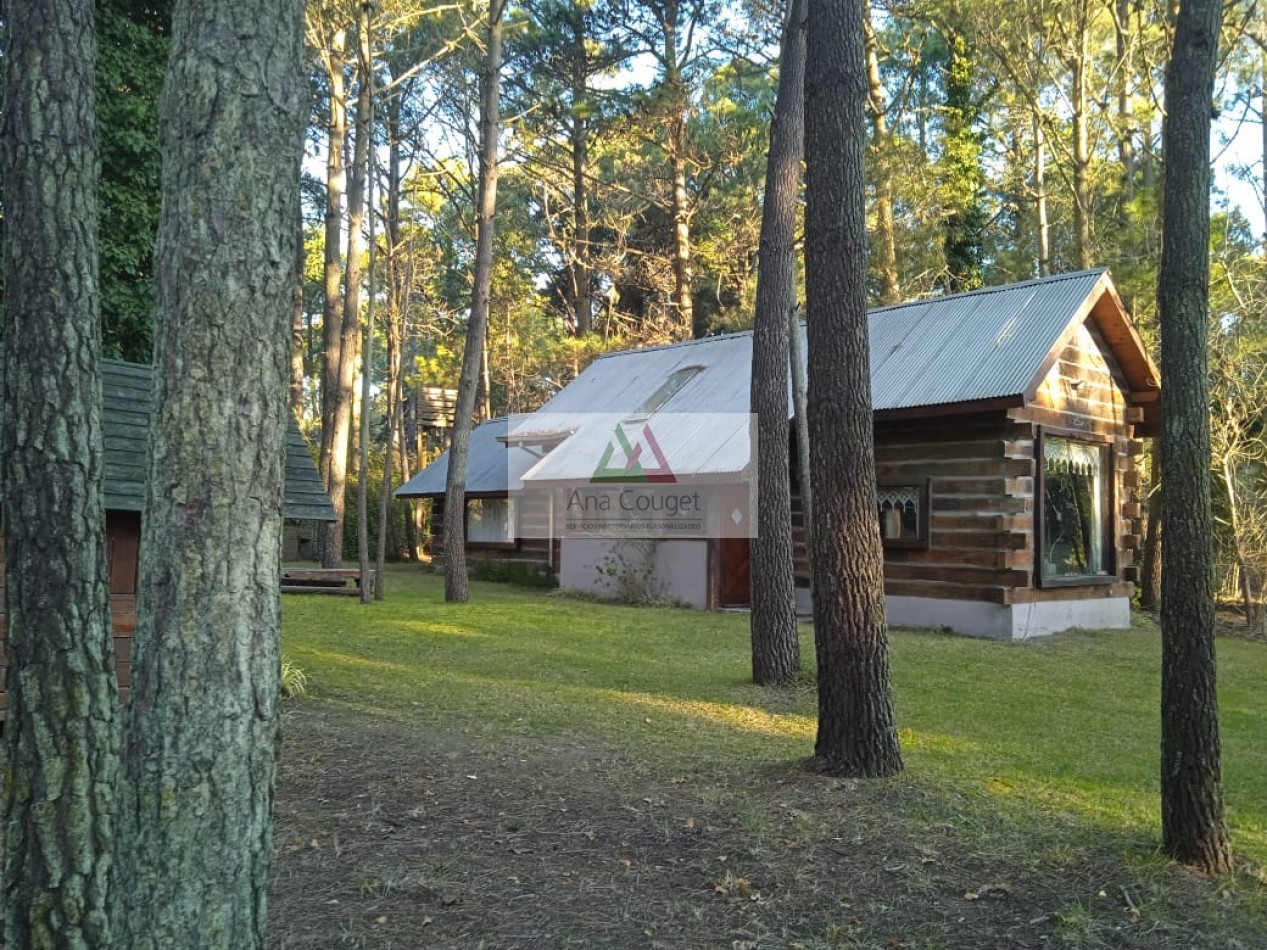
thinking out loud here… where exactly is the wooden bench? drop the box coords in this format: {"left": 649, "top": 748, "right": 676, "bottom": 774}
{"left": 281, "top": 567, "right": 373, "bottom": 596}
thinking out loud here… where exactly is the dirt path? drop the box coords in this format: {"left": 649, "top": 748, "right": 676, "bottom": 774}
{"left": 270, "top": 701, "right": 1259, "bottom": 949}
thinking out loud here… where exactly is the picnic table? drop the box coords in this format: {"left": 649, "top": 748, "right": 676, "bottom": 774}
{"left": 281, "top": 567, "right": 374, "bottom": 596}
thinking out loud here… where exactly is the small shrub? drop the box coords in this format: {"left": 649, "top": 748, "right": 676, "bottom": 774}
{"left": 281, "top": 655, "right": 308, "bottom": 698}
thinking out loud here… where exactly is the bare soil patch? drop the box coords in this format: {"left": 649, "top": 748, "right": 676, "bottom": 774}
{"left": 270, "top": 700, "right": 1262, "bottom": 949}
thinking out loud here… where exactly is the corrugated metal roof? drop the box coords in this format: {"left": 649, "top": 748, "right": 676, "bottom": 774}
{"left": 2, "top": 356, "right": 335, "bottom": 521}
{"left": 395, "top": 416, "right": 542, "bottom": 498}
{"left": 863, "top": 269, "right": 1108, "bottom": 410}
{"left": 406, "top": 270, "right": 1130, "bottom": 487}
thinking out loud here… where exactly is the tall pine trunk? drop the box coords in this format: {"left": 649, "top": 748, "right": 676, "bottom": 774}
{"left": 749, "top": 0, "right": 806, "bottom": 686}
{"left": 804, "top": 0, "right": 903, "bottom": 777}
{"left": 115, "top": 1, "right": 306, "bottom": 943}
{"left": 1157, "top": 0, "right": 1231, "bottom": 875}
{"left": 317, "top": 33, "right": 349, "bottom": 565}
{"left": 863, "top": 15, "right": 900, "bottom": 305}
{"left": 444, "top": 0, "right": 505, "bottom": 602}
{"left": 1, "top": 1, "right": 120, "bottom": 943}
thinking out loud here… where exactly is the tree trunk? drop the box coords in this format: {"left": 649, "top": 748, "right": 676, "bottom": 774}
{"left": 337, "top": 37, "right": 372, "bottom": 570}
{"left": 291, "top": 206, "right": 307, "bottom": 418}
{"left": 790, "top": 304, "right": 813, "bottom": 604}
{"left": 1, "top": 2, "right": 120, "bottom": 943}
{"left": 114, "top": 1, "right": 305, "bottom": 944}
{"left": 570, "top": 15, "right": 594, "bottom": 336}
{"left": 1138, "top": 447, "right": 1161, "bottom": 610}
{"left": 317, "top": 31, "right": 349, "bottom": 566}
{"left": 749, "top": 0, "right": 806, "bottom": 687}
{"left": 1072, "top": 2, "right": 1094, "bottom": 270}
{"left": 1034, "top": 110, "right": 1051, "bottom": 277}
{"left": 1157, "top": 0, "right": 1231, "bottom": 874}
{"left": 863, "top": 15, "right": 900, "bottom": 305}
{"left": 804, "top": 0, "right": 902, "bottom": 777}
{"left": 1116, "top": 0, "right": 1136, "bottom": 207}
{"left": 660, "top": 1, "right": 695, "bottom": 339}
{"left": 356, "top": 4, "right": 375, "bottom": 607}
{"left": 444, "top": 0, "right": 505, "bottom": 603}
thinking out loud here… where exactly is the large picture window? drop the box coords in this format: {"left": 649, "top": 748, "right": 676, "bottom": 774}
{"left": 466, "top": 497, "right": 516, "bottom": 545}
{"left": 1040, "top": 435, "right": 1111, "bottom": 583}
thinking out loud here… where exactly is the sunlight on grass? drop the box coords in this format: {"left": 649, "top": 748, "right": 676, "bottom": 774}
{"left": 282, "top": 565, "right": 1267, "bottom": 865}
{"left": 618, "top": 692, "right": 817, "bottom": 740}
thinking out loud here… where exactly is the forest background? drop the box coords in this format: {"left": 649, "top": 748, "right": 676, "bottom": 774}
{"left": 16, "top": 0, "right": 1267, "bottom": 615}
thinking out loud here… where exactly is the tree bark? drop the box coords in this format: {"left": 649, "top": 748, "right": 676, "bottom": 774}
{"left": 1, "top": 1, "right": 121, "bottom": 944}
{"left": 804, "top": 0, "right": 902, "bottom": 777}
{"left": 356, "top": 3, "right": 375, "bottom": 607}
{"left": 114, "top": 1, "right": 305, "bottom": 944}
{"left": 1157, "top": 0, "right": 1231, "bottom": 874}
{"left": 749, "top": 0, "right": 806, "bottom": 687}
{"left": 1034, "top": 110, "right": 1051, "bottom": 277}
{"left": 444, "top": 0, "right": 505, "bottom": 602}
{"left": 570, "top": 10, "right": 594, "bottom": 336}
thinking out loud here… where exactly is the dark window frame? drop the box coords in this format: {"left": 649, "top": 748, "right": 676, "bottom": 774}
{"left": 876, "top": 477, "right": 932, "bottom": 550}
{"left": 1035, "top": 428, "right": 1117, "bottom": 588}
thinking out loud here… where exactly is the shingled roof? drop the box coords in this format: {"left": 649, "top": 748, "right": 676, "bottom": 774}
{"left": 5, "top": 357, "right": 335, "bottom": 521}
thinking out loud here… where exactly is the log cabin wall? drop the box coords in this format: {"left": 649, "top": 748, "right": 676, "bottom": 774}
{"left": 790, "top": 318, "right": 1143, "bottom": 618}
{"left": 1010, "top": 317, "right": 1141, "bottom": 604}
{"left": 0, "top": 510, "right": 140, "bottom": 719}
{"left": 430, "top": 493, "right": 559, "bottom": 576}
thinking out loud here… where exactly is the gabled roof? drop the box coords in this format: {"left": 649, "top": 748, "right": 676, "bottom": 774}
{"left": 397, "top": 271, "right": 1159, "bottom": 490}
{"left": 4, "top": 357, "right": 335, "bottom": 521}
{"left": 395, "top": 416, "right": 542, "bottom": 499}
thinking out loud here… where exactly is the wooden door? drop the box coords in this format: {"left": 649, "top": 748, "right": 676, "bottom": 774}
{"left": 719, "top": 537, "right": 751, "bottom": 607}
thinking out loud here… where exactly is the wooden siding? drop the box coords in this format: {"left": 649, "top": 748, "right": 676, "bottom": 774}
{"left": 788, "top": 318, "right": 1143, "bottom": 607}
{"left": 430, "top": 493, "right": 558, "bottom": 576}
{"left": 0, "top": 510, "right": 139, "bottom": 719}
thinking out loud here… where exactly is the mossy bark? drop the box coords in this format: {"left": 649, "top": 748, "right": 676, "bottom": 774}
{"left": 114, "top": 1, "right": 306, "bottom": 944}
{"left": 1, "top": 2, "right": 121, "bottom": 945}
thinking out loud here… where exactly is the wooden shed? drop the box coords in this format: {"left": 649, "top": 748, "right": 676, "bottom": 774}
{"left": 427, "top": 270, "right": 1158, "bottom": 638}
{"left": 0, "top": 357, "right": 335, "bottom": 715}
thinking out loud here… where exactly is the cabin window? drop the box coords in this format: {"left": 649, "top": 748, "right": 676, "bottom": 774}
{"left": 1040, "top": 435, "right": 1112, "bottom": 583}
{"left": 876, "top": 479, "right": 930, "bottom": 549}
{"left": 466, "top": 497, "right": 516, "bottom": 545}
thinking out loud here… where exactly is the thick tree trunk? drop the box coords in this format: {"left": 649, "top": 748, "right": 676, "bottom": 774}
{"left": 1157, "top": 0, "right": 1231, "bottom": 875}
{"left": 1, "top": 2, "right": 120, "bottom": 944}
{"left": 863, "top": 15, "right": 900, "bottom": 305}
{"left": 115, "top": 2, "right": 305, "bottom": 944}
{"left": 445, "top": 0, "right": 505, "bottom": 602}
{"left": 749, "top": 0, "right": 806, "bottom": 687}
{"left": 356, "top": 5, "right": 375, "bottom": 607}
{"left": 804, "top": 0, "right": 902, "bottom": 777}
{"left": 317, "top": 33, "right": 349, "bottom": 566}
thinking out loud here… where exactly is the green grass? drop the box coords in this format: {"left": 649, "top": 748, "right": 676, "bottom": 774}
{"left": 282, "top": 564, "right": 1267, "bottom": 867}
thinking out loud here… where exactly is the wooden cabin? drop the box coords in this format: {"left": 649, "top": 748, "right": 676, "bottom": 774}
{"left": 413, "top": 270, "right": 1158, "bottom": 638}
{"left": 396, "top": 416, "right": 559, "bottom": 577}
{"left": 0, "top": 358, "right": 336, "bottom": 716}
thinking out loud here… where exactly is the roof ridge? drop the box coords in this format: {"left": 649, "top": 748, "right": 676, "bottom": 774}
{"left": 868, "top": 268, "right": 1108, "bottom": 316}
{"left": 589, "top": 270, "right": 1110, "bottom": 361}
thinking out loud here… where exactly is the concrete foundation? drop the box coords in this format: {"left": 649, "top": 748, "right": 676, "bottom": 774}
{"left": 884, "top": 594, "right": 1131, "bottom": 640}
{"left": 560, "top": 538, "right": 710, "bottom": 608}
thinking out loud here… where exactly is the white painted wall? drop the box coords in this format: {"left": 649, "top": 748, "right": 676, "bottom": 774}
{"left": 560, "top": 538, "right": 710, "bottom": 608}
{"left": 885, "top": 594, "right": 1131, "bottom": 640}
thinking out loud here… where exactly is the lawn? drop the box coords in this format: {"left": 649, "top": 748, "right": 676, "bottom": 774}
{"left": 272, "top": 565, "right": 1267, "bottom": 948}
